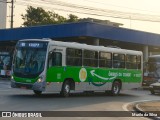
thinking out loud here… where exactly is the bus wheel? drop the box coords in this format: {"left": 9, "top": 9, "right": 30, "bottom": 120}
{"left": 111, "top": 81, "right": 121, "bottom": 96}
{"left": 33, "top": 90, "right": 42, "bottom": 95}
{"left": 150, "top": 89, "right": 155, "bottom": 95}
{"left": 61, "top": 81, "right": 71, "bottom": 97}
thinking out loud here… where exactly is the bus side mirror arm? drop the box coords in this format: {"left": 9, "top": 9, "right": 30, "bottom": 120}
{"left": 49, "top": 48, "right": 56, "bottom": 56}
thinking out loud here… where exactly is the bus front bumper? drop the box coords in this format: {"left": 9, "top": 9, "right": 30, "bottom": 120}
{"left": 11, "top": 80, "right": 46, "bottom": 91}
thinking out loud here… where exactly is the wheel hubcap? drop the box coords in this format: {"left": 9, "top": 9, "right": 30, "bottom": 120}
{"left": 113, "top": 84, "right": 119, "bottom": 94}
{"left": 65, "top": 84, "right": 70, "bottom": 93}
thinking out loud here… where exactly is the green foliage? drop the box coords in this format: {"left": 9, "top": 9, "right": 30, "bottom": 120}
{"left": 22, "top": 6, "right": 80, "bottom": 26}
{"left": 67, "top": 14, "right": 79, "bottom": 22}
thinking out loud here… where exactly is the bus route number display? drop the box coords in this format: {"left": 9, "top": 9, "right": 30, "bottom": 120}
{"left": 19, "top": 42, "right": 44, "bottom": 48}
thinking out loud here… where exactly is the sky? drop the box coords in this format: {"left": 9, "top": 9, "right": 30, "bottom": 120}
{"left": 6, "top": 0, "right": 160, "bottom": 34}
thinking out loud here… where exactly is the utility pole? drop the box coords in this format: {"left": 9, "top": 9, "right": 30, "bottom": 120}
{"left": 6, "top": 0, "right": 14, "bottom": 28}
{"left": 10, "top": 0, "right": 14, "bottom": 28}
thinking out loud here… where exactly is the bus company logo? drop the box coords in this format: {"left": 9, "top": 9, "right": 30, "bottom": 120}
{"left": 1, "top": 112, "right": 42, "bottom": 118}
{"left": 2, "top": 112, "right": 11, "bottom": 117}
{"left": 79, "top": 68, "right": 87, "bottom": 82}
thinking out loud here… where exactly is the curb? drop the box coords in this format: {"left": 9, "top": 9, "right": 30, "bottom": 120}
{"left": 134, "top": 102, "right": 160, "bottom": 120}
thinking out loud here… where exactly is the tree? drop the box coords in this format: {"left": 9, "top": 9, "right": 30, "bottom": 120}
{"left": 67, "top": 14, "right": 79, "bottom": 23}
{"left": 22, "top": 6, "right": 79, "bottom": 27}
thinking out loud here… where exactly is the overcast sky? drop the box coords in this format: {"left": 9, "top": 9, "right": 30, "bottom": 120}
{"left": 7, "top": 0, "right": 160, "bottom": 34}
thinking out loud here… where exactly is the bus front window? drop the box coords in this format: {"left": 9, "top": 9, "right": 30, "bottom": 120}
{"left": 13, "top": 47, "right": 46, "bottom": 78}
{"left": 148, "top": 57, "right": 160, "bottom": 77}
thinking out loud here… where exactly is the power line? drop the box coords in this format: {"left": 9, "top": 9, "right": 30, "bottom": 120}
{"left": 44, "top": 0, "right": 160, "bottom": 21}
{"left": 35, "top": 0, "right": 160, "bottom": 21}
{"left": 39, "top": 0, "right": 160, "bottom": 16}
{"left": 82, "top": 0, "right": 160, "bottom": 15}
{"left": 15, "top": 0, "right": 160, "bottom": 22}
{"left": 15, "top": 1, "right": 131, "bottom": 19}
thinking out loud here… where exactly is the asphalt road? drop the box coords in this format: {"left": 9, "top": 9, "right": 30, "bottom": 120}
{"left": 0, "top": 79, "right": 160, "bottom": 120}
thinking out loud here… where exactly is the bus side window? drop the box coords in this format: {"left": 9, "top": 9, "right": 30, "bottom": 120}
{"left": 66, "top": 48, "right": 82, "bottom": 66}
{"left": 83, "top": 50, "right": 98, "bottom": 67}
{"left": 99, "top": 52, "right": 112, "bottom": 68}
{"left": 126, "top": 55, "right": 137, "bottom": 69}
{"left": 48, "top": 52, "right": 62, "bottom": 68}
{"left": 113, "top": 53, "right": 125, "bottom": 68}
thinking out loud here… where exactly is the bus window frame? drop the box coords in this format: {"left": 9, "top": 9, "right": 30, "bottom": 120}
{"left": 66, "top": 48, "right": 82, "bottom": 66}
{"left": 113, "top": 53, "right": 125, "bottom": 69}
{"left": 48, "top": 51, "right": 62, "bottom": 68}
{"left": 126, "top": 54, "right": 137, "bottom": 69}
{"left": 99, "top": 51, "right": 112, "bottom": 68}
{"left": 83, "top": 50, "right": 98, "bottom": 67}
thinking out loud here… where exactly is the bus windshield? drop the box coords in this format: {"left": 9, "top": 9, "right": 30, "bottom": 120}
{"left": 148, "top": 57, "right": 160, "bottom": 72}
{"left": 13, "top": 41, "right": 48, "bottom": 78}
{"left": 147, "top": 56, "right": 160, "bottom": 78}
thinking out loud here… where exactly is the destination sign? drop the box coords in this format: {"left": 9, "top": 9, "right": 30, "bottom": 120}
{"left": 17, "top": 42, "right": 48, "bottom": 48}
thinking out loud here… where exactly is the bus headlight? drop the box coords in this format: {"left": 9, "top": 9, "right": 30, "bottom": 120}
{"left": 37, "top": 76, "right": 44, "bottom": 83}
{"left": 37, "top": 78, "right": 42, "bottom": 83}
{"left": 11, "top": 75, "right": 14, "bottom": 80}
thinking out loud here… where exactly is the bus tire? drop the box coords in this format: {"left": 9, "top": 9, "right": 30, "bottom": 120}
{"left": 150, "top": 89, "right": 155, "bottom": 95}
{"left": 33, "top": 90, "right": 42, "bottom": 95}
{"left": 61, "top": 80, "right": 71, "bottom": 97}
{"left": 110, "top": 81, "right": 121, "bottom": 96}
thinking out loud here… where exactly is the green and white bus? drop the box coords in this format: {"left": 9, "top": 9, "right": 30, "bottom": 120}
{"left": 11, "top": 39, "right": 143, "bottom": 97}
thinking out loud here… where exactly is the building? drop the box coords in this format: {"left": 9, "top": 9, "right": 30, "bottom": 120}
{"left": 0, "top": 21, "right": 160, "bottom": 62}
{"left": 79, "top": 18, "right": 123, "bottom": 27}
{"left": 0, "top": 1, "right": 7, "bottom": 29}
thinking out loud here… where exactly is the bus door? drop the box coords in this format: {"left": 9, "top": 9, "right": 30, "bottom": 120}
{"left": 46, "top": 46, "right": 65, "bottom": 82}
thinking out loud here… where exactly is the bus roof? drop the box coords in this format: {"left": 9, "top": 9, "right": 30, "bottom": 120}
{"left": 19, "top": 38, "right": 142, "bottom": 56}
